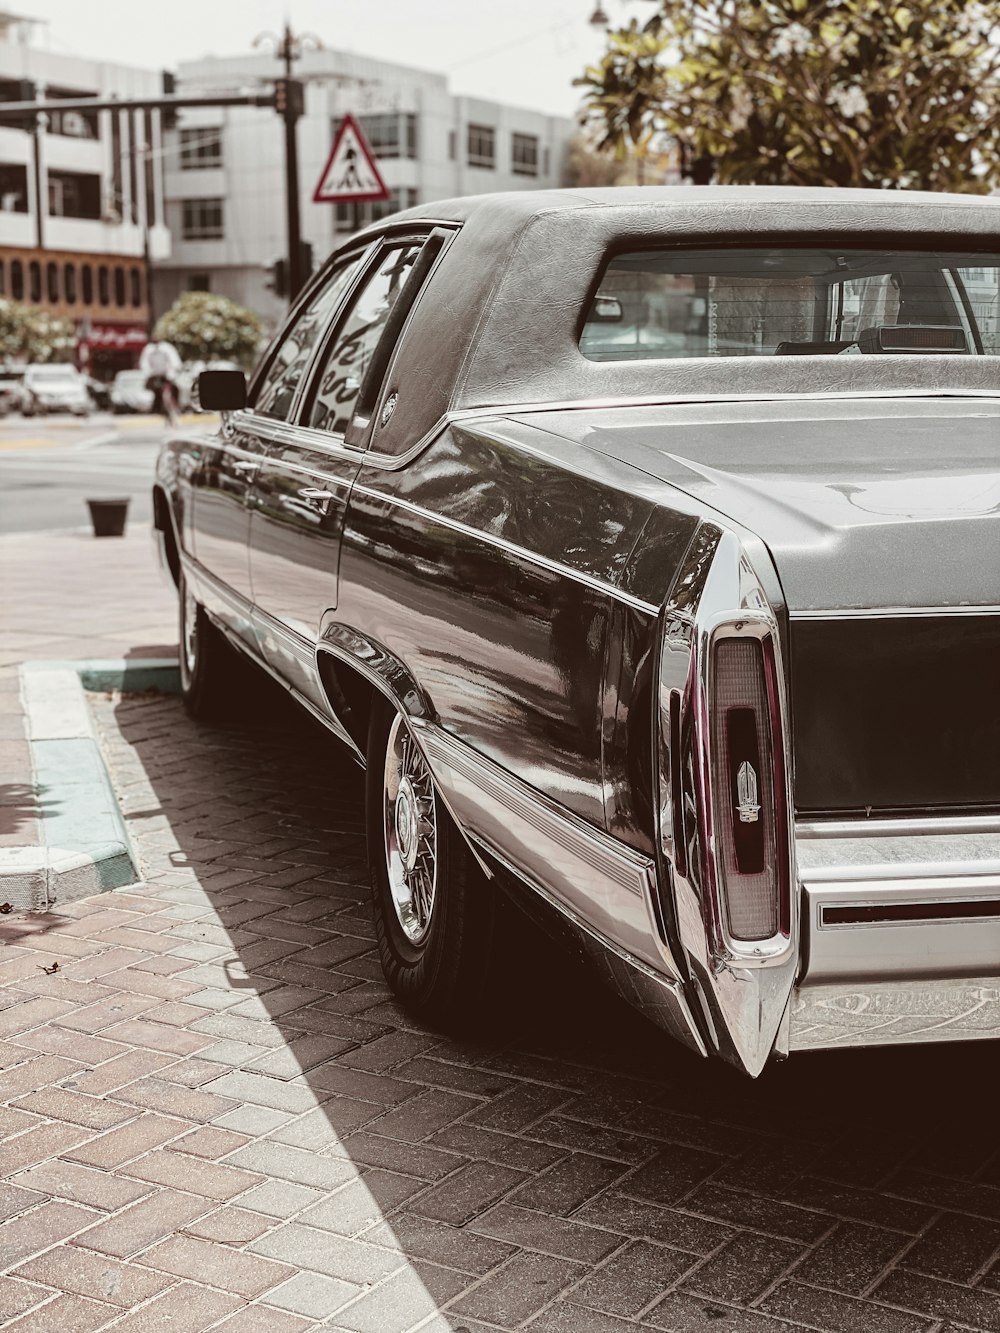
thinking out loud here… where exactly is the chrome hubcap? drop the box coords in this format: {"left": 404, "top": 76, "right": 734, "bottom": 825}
{"left": 182, "top": 586, "right": 198, "bottom": 676}
{"left": 383, "top": 714, "right": 437, "bottom": 945}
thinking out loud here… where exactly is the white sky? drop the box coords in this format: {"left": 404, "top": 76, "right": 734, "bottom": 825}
{"left": 15, "top": 0, "right": 637, "bottom": 118}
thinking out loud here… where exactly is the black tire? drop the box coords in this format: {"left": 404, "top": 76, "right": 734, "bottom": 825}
{"left": 366, "top": 694, "right": 498, "bottom": 1027}
{"left": 178, "top": 571, "right": 233, "bottom": 720}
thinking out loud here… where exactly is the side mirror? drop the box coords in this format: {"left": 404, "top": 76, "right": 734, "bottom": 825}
{"left": 198, "top": 369, "right": 246, "bottom": 411}
{"left": 590, "top": 294, "right": 624, "bottom": 324}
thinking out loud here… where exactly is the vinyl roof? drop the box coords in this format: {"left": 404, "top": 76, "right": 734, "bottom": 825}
{"left": 387, "top": 184, "right": 1000, "bottom": 230}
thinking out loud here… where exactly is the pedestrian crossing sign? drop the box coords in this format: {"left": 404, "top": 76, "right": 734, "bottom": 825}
{"left": 313, "top": 114, "right": 390, "bottom": 204}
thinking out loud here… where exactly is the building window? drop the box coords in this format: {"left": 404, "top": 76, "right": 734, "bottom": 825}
{"left": 448, "top": 130, "right": 456, "bottom": 161}
{"left": 512, "top": 133, "right": 539, "bottom": 177}
{"left": 10, "top": 259, "right": 23, "bottom": 300}
{"left": 543, "top": 146, "right": 550, "bottom": 177}
{"left": 182, "top": 198, "right": 224, "bottom": 240}
{"left": 64, "top": 263, "right": 77, "bottom": 305}
{"left": 130, "top": 267, "right": 142, "bottom": 307}
{"left": 188, "top": 273, "right": 211, "bottom": 292}
{"left": 467, "top": 123, "right": 495, "bottom": 169}
{"left": 29, "top": 260, "right": 41, "bottom": 303}
{"left": 46, "top": 261, "right": 59, "bottom": 303}
{"left": 0, "top": 162, "right": 28, "bottom": 212}
{"left": 0, "top": 259, "right": 4, "bottom": 296}
{"left": 81, "top": 264, "right": 93, "bottom": 304}
{"left": 358, "top": 112, "right": 417, "bottom": 160}
{"left": 113, "top": 266, "right": 126, "bottom": 307}
{"left": 334, "top": 187, "right": 418, "bottom": 234}
{"left": 48, "top": 170, "right": 102, "bottom": 220}
{"left": 179, "top": 127, "right": 223, "bottom": 170}
{"left": 44, "top": 88, "right": 99, "bottom": 139}
{"left": 98, "top": 265, "right": 110, "bottom": 306}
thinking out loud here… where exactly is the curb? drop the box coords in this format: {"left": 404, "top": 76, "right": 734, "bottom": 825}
{"left": 2, "top": 658, "right": 181, "bottom": 914}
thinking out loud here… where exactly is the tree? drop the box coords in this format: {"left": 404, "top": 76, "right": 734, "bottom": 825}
{"left": 153, "top": 292, "right": 264, "bottom": 366}
{"left": 0, "top": 300, "right": 76, "bottom": 363}
{"left": 576, "top": 1, "right": 1000, "bottom": 191}
{"left": 562, "top": 130, "right": 676, "bottom": 187}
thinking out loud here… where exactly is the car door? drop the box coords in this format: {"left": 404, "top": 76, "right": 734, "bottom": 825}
{"left": 188, "top": 417, "right": 264, "bottom": 647}
{"left": 190, "top": 255, "right": 370, "bottom": 652}
{"left": 249, "top": 236, "right": 431, "bottom": 709}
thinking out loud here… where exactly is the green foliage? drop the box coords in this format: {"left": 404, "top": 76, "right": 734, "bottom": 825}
{"left": 576, "top": 0, "right": 1000, "bottom": 190}
{"left": 153, "top": 291, "right": 264, "bottom": 366}
{"left": 0, "top": 300, "right": 76, "bottom": 362}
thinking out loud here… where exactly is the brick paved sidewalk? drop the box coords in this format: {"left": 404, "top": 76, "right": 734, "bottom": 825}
{"left": 0, "top": 526, "right": 176, "bottom": 851}
{"left": 2, "top": 524, "right": 1000, "bottom": 1331}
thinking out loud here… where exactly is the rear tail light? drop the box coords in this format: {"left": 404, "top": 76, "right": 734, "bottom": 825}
{"left": 710, "top": 634, "right": 789, "bottom": 944}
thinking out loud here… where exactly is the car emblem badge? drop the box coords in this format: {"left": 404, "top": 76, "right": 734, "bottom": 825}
{"left": 380, "top": 392, "right": 398, "bottom": 427}
{"left": 736, "top": 761, "right": 761, "bottom": 823}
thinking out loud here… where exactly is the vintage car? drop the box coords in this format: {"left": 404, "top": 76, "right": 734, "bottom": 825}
{"left": 155, "top": 187, "right": 1000, "bottom": 1076}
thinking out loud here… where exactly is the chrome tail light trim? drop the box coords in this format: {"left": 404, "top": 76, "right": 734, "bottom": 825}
{"left": 655, "top": 525, "right": 799, "bottom": 1075}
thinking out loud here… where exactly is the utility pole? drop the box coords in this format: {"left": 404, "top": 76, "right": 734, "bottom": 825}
{"left": 256, "top": 22, "right": 320, "bottom": 303}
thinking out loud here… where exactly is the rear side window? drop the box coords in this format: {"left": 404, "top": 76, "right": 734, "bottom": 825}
{"left": 580, "top": 248, "right": 1000, "bottom": 360}
{"left": 305, "top": 242, "right": 423, "bottom": 436}
{"left": 253, "top": 257, "right": 363, "bottom": 420}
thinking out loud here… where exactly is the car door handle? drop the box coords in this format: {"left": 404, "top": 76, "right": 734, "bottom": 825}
{"left": 232, "top": 459, "right": 259, "bottom": 474}
{"left": 298, "top": 487, "right": 337, "bottom": 500}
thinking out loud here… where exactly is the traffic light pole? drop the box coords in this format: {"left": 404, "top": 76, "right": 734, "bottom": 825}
{"left": 278, "top": 25, "right": 305, "bottom": 302}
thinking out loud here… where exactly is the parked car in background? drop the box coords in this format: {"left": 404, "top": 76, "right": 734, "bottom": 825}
{"left": 84, "top": 376, "right": 112, "bottom": 411}
{"left": 22, "top": 364, "right": 91, "bottom": 416}
{"left": 156, "top": 186, "right": 1000, "bottom": 1076}
{"left": 110, "top": 369, "right": 154, "bottom": 414}
{"left": 0, "top": 365, "right": 28, "bottom": 415}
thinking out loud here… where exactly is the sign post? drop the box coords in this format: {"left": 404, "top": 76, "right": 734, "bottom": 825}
{"left": 313, "top": 114, "right": 390, "bottom": 210}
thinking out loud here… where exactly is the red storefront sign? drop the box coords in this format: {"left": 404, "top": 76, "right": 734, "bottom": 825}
{"left": 79, "top": 321, "right": 147, "bottom": 351}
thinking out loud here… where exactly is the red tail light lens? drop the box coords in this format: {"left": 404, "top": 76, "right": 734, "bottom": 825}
{"left": 710, "top": 635, "right": 786, "bottom": 943}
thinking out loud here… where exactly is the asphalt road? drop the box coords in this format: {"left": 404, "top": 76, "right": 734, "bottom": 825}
{"left": 0, "top": 412, "right": 210, "bottom": 535}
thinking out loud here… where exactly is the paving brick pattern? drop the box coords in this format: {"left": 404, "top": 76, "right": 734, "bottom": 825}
{"left": 2, "top": 629, "right": 1000, "bottom": 1327}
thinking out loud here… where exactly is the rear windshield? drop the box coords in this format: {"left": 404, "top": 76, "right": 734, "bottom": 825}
{"left": 580, "top": 248, "right": 1000, "bottom": 361}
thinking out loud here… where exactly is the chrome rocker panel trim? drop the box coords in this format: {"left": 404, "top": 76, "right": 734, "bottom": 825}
{"left": 410, "top": 718, "right": 685, "bottom": 986}
{"left": 475, "top": 838, "right": 707, "bottom": 1060}
{"left": 182, "top": 555, "right": 364, "bottom": 765}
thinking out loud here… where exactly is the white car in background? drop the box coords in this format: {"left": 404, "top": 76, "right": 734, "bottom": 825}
{"left": 0, "top": 366, "right": 28, "bottom": 415}
{"left": 22, "top": 364, "right": 92, "bottom": 417}
{"left": 110, "top": 369, "right": 155, "bottom": 414}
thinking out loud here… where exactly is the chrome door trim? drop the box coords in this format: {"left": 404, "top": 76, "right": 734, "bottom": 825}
{"left": 787, "top": 975, "right": 1000, "bottom": 1050}
{"left": 182, "top": 552, "right": 252, "bottom": 623}
{"left": 409, "top": 718, "right": 684, "bottom": 982}
{"left": 348, "top": 482, "right": 660, "bottom": 616}
{"left": 799, "top": 813, "right": 1000, "bottom": 838}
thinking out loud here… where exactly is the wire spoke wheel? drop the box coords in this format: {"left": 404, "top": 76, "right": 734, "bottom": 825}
{"left": 383, "top": 714, "right": 438, "bottom": 945}
{"left": 182, "top": 584, "right": 198, "bottom": 679}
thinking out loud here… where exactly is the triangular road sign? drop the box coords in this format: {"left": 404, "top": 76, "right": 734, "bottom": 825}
{"left": 313, "top": 114, "right": 391, "bottom": 204}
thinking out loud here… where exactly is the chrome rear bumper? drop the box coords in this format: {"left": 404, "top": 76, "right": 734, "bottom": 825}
{"left": 787, "top": 820, "right": 1000, "bottom": 1051}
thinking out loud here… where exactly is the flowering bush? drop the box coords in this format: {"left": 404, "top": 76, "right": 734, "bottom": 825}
{"left": 0, "top": 300, "right": 76, "bottom": 363}
{"left": 577, "top": 0, "right": 1000, "bottom": 190}
{"left": 153, "top": 292, "right": 264, "bottom": 367}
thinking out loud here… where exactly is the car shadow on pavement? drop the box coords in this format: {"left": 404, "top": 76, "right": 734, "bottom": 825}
{"left": 100, "top": 665, "right": 1000, "bottom": 1331}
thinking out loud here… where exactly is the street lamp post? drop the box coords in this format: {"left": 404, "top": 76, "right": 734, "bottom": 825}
{"left": 254, "top": 23, "right": 321, "bottom": 303}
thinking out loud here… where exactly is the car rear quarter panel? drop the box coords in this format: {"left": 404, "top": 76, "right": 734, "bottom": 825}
{"left": 336, "top": 419, "right": 699, "bottom": 838}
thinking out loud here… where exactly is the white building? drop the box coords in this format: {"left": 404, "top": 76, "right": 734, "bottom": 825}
{"left": 0, "top": 9, "right": 171, "bottom": 374}
{"left": 154, "top": 46, "right": 573, "bottom": 327}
